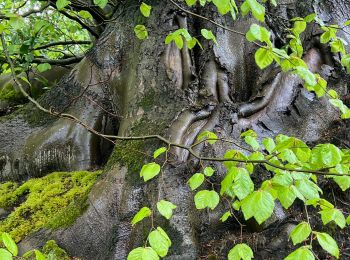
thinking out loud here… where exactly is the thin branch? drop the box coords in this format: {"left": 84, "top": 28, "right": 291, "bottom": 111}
{"left": 0, "top": 3, "right": 50, "bottom": 20}
{"left": 22, "top": 3, "right": 50, "bottom": 17}
{"left": 33, "top": 40, "right": 92, "bottom": 50}
{"left": 168, "top": 0, "right": 246, "bottom": 37}
{"left": 58, "top": 10, "right": 99, "bottom": 37}
{"left": 32, "top": 56, "right": 84, "bottom": 65}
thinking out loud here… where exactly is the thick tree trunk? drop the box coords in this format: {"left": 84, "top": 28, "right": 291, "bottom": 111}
{"left": 1, "top": 0, "right": 350, "bottom": 259}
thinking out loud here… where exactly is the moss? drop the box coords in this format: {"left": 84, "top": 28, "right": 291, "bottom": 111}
{"left": 107, "top": 140, "right": 146, "bottom": 176}
{"left": 0, "top": 170, "right": 102, "bottom": 242}
{"left": 139, "top": 89, "right": 155, "bottom": 111}
{"left": 42, "top": 240, "right": 70, "bottom": 260}
{"left": 0, "top": 84, "right": 25, "bottom": 104}
{"left": 0, "top": 182, "right": 19, "bottom": 207}
{"left": 22, "top": 240, "right": 70, "bottom": 260}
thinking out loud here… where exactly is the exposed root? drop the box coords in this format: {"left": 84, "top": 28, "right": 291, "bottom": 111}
{"left": 201, "top": 59, "right": 218, "bottom": 101}
{"left": 163, "top": 15, "right": 193, "bottom": 90}
{"left": 191, "top": 109, "right": 220, "bottom": 160}
{"left": 217, "top": 70, "right": 231, "bottom": 103}
{"left": 176, "top": 15, "right": 193, "bottom": 89}
{"left": 238, "top": 48, "right": 324, "bottom": 119}
{"left": 180, "top": 120, "right": 208, "bottom": 161}
{"left": 168, "top": 110, "right": 211, "bottom": 159}
{"left": 164, "top": 42, "right": 183, "bottom": 89}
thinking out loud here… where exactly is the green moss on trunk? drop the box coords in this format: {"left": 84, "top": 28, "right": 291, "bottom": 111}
{"left": 0, "top": 170, "right": 102, "bottom": 242}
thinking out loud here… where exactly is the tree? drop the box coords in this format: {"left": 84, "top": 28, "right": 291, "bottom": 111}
{"left": 0, "top": 0, "right": 350, "bottom": 259}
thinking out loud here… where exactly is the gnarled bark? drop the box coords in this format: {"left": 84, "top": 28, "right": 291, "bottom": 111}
{"left": 0, "top": 0, "right": 350, "bottom": 259}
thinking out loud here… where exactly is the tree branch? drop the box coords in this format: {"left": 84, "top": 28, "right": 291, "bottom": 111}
{"left": 32, "top": 56, "right": 84, "bottom": 65}
{"left": 34, "top": 40, "right": 92, "bottom": 50}
{"left": 0, "top": 3, "right": 50, "bottom": 20}
{"left": 58, "top": 10, "right": 99, "bottom": 37}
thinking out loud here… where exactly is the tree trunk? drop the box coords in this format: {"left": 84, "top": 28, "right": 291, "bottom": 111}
{"left": 1, "top": 0, "right": 350, "bottom": 259}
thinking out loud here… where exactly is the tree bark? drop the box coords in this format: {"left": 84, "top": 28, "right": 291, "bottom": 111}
{"left": 1, "top": 0, "right": 350, "bottom": 259}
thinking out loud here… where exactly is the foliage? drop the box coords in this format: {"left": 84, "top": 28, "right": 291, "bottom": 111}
{"left": 129, "top": 127, "right": 350, "bottom": 259}
{"left": 0, "top": 0, "right": 92, "bottom": 93}
{"left": 0, "top": 170, "right": 101, "bottom": 242}
{"left": 0, "top": 231, "right": 70, "bottom": 260}
{"left": 1, "top": 0, "right": 350, "bottom": 259}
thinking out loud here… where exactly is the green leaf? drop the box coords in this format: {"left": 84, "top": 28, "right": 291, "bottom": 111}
{"left": 140, "top": 162, "right": 161, "bottom": 182}
{"left": 284, "top": 246, "right": 314, "bottom": 260}
{"left": 203, "top": 166, "right": 215, "bottom": 177}
{"left": 279, "top": 149, "right": 298, "bottom": 164}
{"left": 232, "top": 168, "right": 254, "bottom": 200}
{"left": 127, "top": 247, "right": 159, "bottom": 260}
{"left": 347, "top": 215, "right": 350, "bottom": 225}
{"left": 228, "top": 243, "right": 254, "bottom": 260}
{"left": 188, "top": 173, "right": 205, "bottom": 190}
{"left": 220, "top": 211, "right": 232, "bottom": 222}
{"left": 134, "top": 25, "right": 148, "bottom": 40}
{"left": 194, "top": 190, "right": 220, "bottom": 210}
{"left": 315, "top": 232, "right": 339, "bottom": 259}
{"left": 34, "top": 250, "right": 46, "bottom": 260}
{"left": 255, "top": 47, "right": 274, "bottom": 69}
{"left": 241, "top": 190, "right": 274, "bottom": 224}
{"left": 272, "top": 172, "right": 293, "bottom": 187}
{"left": 244, "top": 136, "right": 260, "bottom": 150}
{"left": 0, "top": 249, "right": 12, "bottom": 260}
{"left": 304, "top": 13, "right": 316, "bottom": 23}
{"left": 310, "top": 144, "right": 342, "bottom": 168}
{"left": 174, "top": 35, "right": 184, "bottom": 49}
{"left": 248, "top": 151, "right": 264, "bottom": 161}
{"left": 269, "top": 0, "right": 277, "bottom": 7}
{"left": 153, "top": 147, "right": 167, "bottom": 158}
{"left": 131, "top": 207, "right": 152, "bottom": 226}
{"left": 232, "top": 200, "right": 241, "bottom": 210}
{"left": 78, "top": 10, "right": 93, "bottom": 19}
{"left": 185, "top": 0, "right": 197, "bottom": 6}
{"left": 281, "top": 56, "right": 307, "bottom": 71}
{"left": 292, "top": 21, "right": 307, "bottom": 36}
{"left": 56, "top": 0, "right": 70, "bottom": 10}
{"left": 241, "top": 0, "right": 266, "bottom": 22}
{"left": 212, "top": 0, "right": 231, "bottom": 15}
{"left": 333, "top": 176, "right": 350, "bottom": 191}
{"left": 140, "top": 2, "right": 152, "bottom": 17}
{"left": 263, "top": 138, "right": 275, "bottom": 154}
{"left": 289, "top": 222, "right": 312, "bottom": 245}
{"left": 295, "top": 178, "right": 321, "bottom": 200}
{"left": 341, "top": 54, "right": 350, "bottom": 73}
{"left": 330, "top": 39, "right": 346, "bottom": 54}
{"left": 223, "top": 150, "right": 247, "bottom": 168}
{"left": 220, "top": 169, "right": 236, "bottom": 196}
{"left": 240, "top": 129, "right": 257, "bottom": 138}
{"left": 37, "top": 63, "right": 52, "bottom": 73}
{"left": 2, "top": 233, "right": 17, "bottom": 256}
{"left": 93, "top": 0, "right": 108, "bottom": 9}
{"left": 320, "top": 208, "right": 346, "bottom": 229}
{"left": 156, "top": 200, "right": 177, "bottom": 220}
{"left": 197, "top": 130, "right": 218, "bottom": 144}
{"left": 275, "top": 186, "right": 297, "bottom": 209}
{"left": 305, "top": 74, "right": 327, "bottom": 98}
{"left": 246, "top": 24, "right": 271, "bottom": 44}
{"left": 329, "top": 98, "right": 349, "bottom": 114}
{"left": 201, "top": 29, "right": 218, "bottom": 44}
{"left": 294, "top": 67, "right": 316, "bottom": 86}
{"left": 148, "top": 227, "right": 171, "bottom": 257}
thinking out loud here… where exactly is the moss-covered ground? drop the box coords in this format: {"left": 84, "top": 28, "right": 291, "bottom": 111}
{"left": 0, "top": 170, "right": 102, "bottom": 242}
